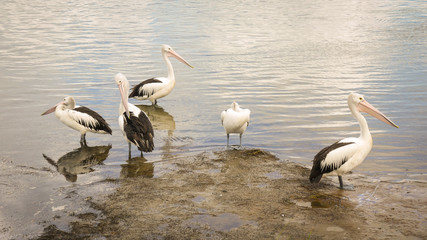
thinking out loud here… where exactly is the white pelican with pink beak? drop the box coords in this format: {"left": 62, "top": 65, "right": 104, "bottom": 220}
{"left": 41, "top": 96, "right": 112, "bottom": 145}
{"left": 129, "top": 45, "right": 193, "bottom": 105}
{"left": 115, "top": 73, "right": 154, "bottom": 158}
{"left": 309, "top": 92, "right": 399, "bottom": 190}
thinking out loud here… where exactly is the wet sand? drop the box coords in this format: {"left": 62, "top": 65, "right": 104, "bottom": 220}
{"left": 35, "top": 149, "right": 426, "bottom": 239}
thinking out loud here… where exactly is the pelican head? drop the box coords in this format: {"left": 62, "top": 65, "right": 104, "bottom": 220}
{"left": 115, "top": 73, "right": 130, "bottom": 117}
{"left": 63, "top": 96, "right": 76, "bottom": 109}
{"left": 231, "top": 101, "right": 240, "bottom": 111}
{"left": 348, "top": 92, "right": 398, "bottom": 128}
{"left": 41, "top": 96, "right": 76, "bottom": 116}
{"left": 161, "top": 44, "right": 193, "bottom": 68}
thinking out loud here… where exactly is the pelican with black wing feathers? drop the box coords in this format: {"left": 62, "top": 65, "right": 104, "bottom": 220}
{"left": 309, "top": 92, "right": 399, "bottom": 190}
{"left": 41, "top": 96, "right": 112, "bottom": 145}
{"left": 129, "top": 44, "right": 193, "bottom": 105}
{"left": 115, "top": 73, "right": 154, "bottom": 158}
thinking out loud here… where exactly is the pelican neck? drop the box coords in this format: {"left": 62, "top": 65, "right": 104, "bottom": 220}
{"left": 350, "top": 104, "right": 371, "bottom": 140}
{"left": 163, "top": 53, "right": 175, "bottom": 81}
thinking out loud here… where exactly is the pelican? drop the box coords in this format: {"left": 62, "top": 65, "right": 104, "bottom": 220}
{"left": 115, "top": 73, "right": 154, "bottom": 157}
{"left": 41, "top": 96, "right": 112, "bottom": 145}
{"left": 309, "top": 92, "right": 399, "bottom": 190}
{"left": 129, "top": 44, "right": 193, "bottom": 105}
{"left": 221, "top": 101, "right": 251, "bottom": 147}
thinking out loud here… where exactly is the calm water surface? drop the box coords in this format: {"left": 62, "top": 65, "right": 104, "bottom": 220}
{"left": 0, "top": 0, "right": 426, "bottom": 237}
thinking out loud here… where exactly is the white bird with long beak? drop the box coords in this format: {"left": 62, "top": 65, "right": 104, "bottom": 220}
{"left": 221, "top": 102, "right": 251, "bottom": 147}
{"left": 129, "top": 44, "right": 193, "bottom": 105}
{"left": 115, "top": 73, "right": 154, "bottom": 158}
{"left": 310, "top": 92, "right": 399, "bottom": 190}
{"left": 41, "top": 96, "right": 112, "bottom": 145}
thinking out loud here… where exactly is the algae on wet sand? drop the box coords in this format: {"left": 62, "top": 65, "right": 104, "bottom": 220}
{"left": 36, "top": 149, "right": 427, "bottom": 239}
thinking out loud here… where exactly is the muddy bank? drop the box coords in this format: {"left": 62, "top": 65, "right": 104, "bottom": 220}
{"left": 36, "top": 149, "right": 426, "bottom": 239}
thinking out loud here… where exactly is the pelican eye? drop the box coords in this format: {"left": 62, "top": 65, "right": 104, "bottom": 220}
{"left": 359, "top": 97, "right": 363, "bottom": 101}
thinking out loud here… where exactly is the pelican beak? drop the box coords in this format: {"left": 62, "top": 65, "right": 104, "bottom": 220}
{"left": 169, "top": 49, "right": 194, "bottom": 68}
{"left": 41, "top": 101, "right": 63, "bottom": 116}
{"left": 118, "top": 82, "right": 130, "bottom": 118}
{"left": 358, "top": 100, "right": 399, "bottom": 128}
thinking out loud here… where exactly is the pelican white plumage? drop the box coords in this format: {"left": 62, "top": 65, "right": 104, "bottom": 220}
{"left": 221, "top": 102, "right": 251, "bottom": 147}
{"left": 115, "top": 73, "right": 154, "bottom": 158}
{"left": 41, "top": 96, "right": 112, "bottom": 145}
{"left": 129, "top": 44, "right": 193, "bottom": 105}
{"left": 309, "top": 92, "right": 399, "bottom": 190}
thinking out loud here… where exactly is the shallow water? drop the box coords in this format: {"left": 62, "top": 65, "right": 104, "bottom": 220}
{"left": 0, "top": 0, "right": 426, "bottom": 238}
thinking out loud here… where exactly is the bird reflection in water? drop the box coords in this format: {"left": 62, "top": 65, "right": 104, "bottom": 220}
{"left": 120, "top": 156, "right": 154, "bottom": 178}
{"left": 136, "top": 104, "right": 193, "bottom": 158}
{"left": 43, "top": 144, "right": 112, "bottom": 182}
{"left": 136, "top": 104, "right": 175, "bottom": 137}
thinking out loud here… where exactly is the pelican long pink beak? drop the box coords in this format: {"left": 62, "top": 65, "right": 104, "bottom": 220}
{"left": 41, "top": 101, "right": 63, "bottom": 116}
{"left": 358, "top": 100, "right": 399, "bottom": 128}
{"left": 118, "top": 82, "right": 130, "bottom": 118}
{"left": 168, "top": 49, "right": 194, "bottom": 68}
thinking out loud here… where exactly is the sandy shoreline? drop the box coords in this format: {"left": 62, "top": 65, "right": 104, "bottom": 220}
{"left": 30, "top": 148, "right": 426, "bottom": 239}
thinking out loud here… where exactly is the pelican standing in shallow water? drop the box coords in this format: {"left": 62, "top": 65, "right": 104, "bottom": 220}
{"left": 221, "top": 102, "right": 251, "bottom": 147}
{"left": 129, "top": 44, "right": 193, "bottom": 105}
{"left": 41, "top": 96, "right": 112, "bottom": 145}
{"left": 309, "top": 92, "right": 399, "bottom": 190}
{"left": 115, "top": 73, "right": 154, "bottom": 157}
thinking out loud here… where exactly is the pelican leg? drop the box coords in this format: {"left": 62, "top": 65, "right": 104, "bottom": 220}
{"left": 140, "top": 151, "right": 143, "bottom": 157}
{"left": 239, "top": 133, "right": 242, "bottom": 147}
{"left": 80, "top": 133, "right": 87, "bottom": 146}
{"left": 226, "top": 134, "right": 230, "bottom": 148}
{"left": 128, "top": 142, "right": 132, "bottom": 159}
{"left": 338, "top": 176, "right": 354, "bottom": 191}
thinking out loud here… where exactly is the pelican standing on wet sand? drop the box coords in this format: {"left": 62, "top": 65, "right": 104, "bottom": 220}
{"left": 129, "top": 44, "right": 193, "bottom": 105}
{"left": 115, "top": 73, "right": 154, "bottom": 157}
{"left": 309, "top": 92, "right": 399, "bottom": 190}
{"left": 41, "top": 96, "right": 112, "bottom": 145}
{"left": 221, "top": 102, "right": 251, "bottom": 147}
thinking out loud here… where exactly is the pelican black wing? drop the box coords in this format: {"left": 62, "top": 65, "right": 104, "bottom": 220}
{"left": 123, "top": 112, "right": 155, "bottom": 152}
{"left": 74, "top": 106, "right": 112, "bottom": 134}
{"left": 129, "top": 78, "right": 163, "bottom": 98}
{"left": 309, "top": 141, "right": 354, "bottom": 183}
